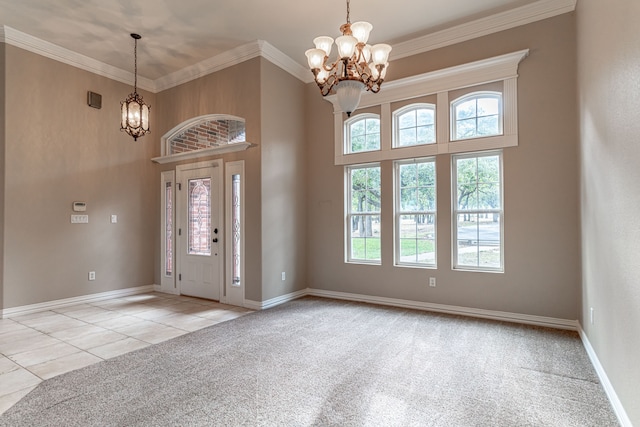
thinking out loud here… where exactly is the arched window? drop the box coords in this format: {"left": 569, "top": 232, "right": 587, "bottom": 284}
{"left": 451, "top": 92, "right": 502, "bottom": 141}
{"left": 393, "top": 104, "right": 436, "bottom": 148}
{"left": 345, "top": 113, "right": 380, "bottom": 154}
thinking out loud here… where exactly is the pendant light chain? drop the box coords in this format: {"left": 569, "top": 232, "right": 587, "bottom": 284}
{"left": 133, "top": 37, "right": 138, "bottom": 93}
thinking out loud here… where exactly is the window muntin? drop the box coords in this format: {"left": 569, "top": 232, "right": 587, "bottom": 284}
{"left": 393, "top": 104, "right": 436, "bottom": 148}
{"left": 453, "top": 152, "right": 503, "bottom": 271}
{"left": 451, "top": 92, "right": 502, "bottom": 141}
{"left": 395, "top": 159, "right": 436, "bottom": 267}
{"left": 347, "top": 165, "right": 381, "bottom": 263}
{"left": 345, "top": 114, "right": 381, "bottom": 154}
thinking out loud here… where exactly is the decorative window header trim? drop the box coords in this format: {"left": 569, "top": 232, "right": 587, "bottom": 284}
{"left": 334, "top": 50, "right": 528, "bottom": 166}
{"left": 325, "top": 49, "right": 529, "bottom": 114}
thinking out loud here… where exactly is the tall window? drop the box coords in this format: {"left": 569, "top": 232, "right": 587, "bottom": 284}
{"left": 231, "top": 174, "right": 241, "bottom": 287}
{"left": 393, "top": 104, "right": 436, "bottom": 147}
{"left": 452, "top": 152, "right": 503, "bottom": 271}
{"left": 395, "top": 159, "right": 436, "bottom": 267}
{"left": 165, "top": 181, "right": 173, "bottom": 276}
{"left": 347, "top": 165, "right": 381, "bottom": 263}
{"left": 451, "top": 92, "right": 502, "bottom": 141}
{"left": 188, "top": 178, "right": 212, "bottom": 256}
{"left": 345, "top": 114, "right": 380, "bottom": 153}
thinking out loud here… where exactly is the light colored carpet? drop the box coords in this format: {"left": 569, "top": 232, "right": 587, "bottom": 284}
{"left": 0, "top": 297, "right": 619, "bottom": 426}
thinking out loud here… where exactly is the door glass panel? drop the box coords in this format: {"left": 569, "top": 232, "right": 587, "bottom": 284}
{"left": 165, "top": 181, "right": 173, "bottom": 275}
{"left": 188, "top": 178, "right": 211, "bottom": 256}
{"left": 232, "top": 174, "right": 241, "bottom": 287}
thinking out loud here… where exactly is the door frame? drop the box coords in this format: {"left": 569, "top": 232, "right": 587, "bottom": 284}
{"left": 175, "top": 159, "right": 224, "bottom": 301}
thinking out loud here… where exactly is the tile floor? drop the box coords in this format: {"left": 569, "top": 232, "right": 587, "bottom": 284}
{"left": 0, "top": 292, "right": 252, "bottom": 415}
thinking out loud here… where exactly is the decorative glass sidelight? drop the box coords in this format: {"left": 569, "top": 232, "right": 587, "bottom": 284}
{"left": 188, "top": 178, "right": 212, "bottom": 256}
{"left": 231, "top": 174, "right": 241, "bottom": 286}
{"left": 165, "top": 181, "right": 173, "bottom": 275}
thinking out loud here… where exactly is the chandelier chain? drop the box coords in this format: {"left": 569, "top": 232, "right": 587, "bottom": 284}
{"left": 346, "top": 0, "right": 350, "bottom": 24}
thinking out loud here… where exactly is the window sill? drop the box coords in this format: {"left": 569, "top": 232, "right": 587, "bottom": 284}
{"left": 151, "top": 142, "right": 252, "bottom": 164}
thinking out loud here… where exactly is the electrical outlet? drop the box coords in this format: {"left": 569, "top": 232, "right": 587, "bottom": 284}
{"left": 281, "top": 272, "right": 286, "bottom": 281}
{"left": 89, "top": 271, "right": 96, "bottom": 281}
{"left": 429, "top": 277, "right": 436, "bottom": 287}
{"left": 590, "top": 307, "right": 594, "bottom": 325}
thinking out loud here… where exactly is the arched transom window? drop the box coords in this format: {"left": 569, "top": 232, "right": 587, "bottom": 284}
{"left": 451, "top": 92, "right": 502, "bottom": 141}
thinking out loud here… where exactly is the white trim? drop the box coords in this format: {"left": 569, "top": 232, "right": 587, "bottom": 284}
{"left": 1, "top": 26, "right": 155, "bottom": 92}
{"left": 578, "top": 326, "right": 633, "bottom": 427}
{"left": 391, "top": 0, "right": 576, "bottom": 61}
{"left": 0, "top": 1, "right": 574, "bottom": 93}
{"left": 326, "top": 49, "right": 529, "bottom": 113}
{"left": 243, "top": 289, "right": 308, "bottom": 310}
{"left": 332, "top": 50, "right": 527, "bottom": 165}
{"left": 1, "top": 285, "right": 155, "bottom": 318}
{"left": 242, "top": 288, "right": 577, "bottom": 329}
{"left": 152, "top": 142, "right": 252, "bottom": 164}
{"left": 307, "top": 288, "right": 578, "bottom": 330}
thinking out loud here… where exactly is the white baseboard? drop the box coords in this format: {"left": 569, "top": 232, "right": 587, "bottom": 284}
{"left": 578, "top": 325, "right": 632, "bottom": 427}
{"left": 307, "top": 288, "right": 579, "bottom": 330}
{"left": 1, "top": 285, "right": 155, "bottom": 318}
{"left": 244, "top": 288, "right": 308, "bottom": 310}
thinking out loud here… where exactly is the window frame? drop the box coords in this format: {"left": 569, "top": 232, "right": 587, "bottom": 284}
{"left": 344, "top": 113, "right": 381, "bottom": 154}
{"left": 451, "top": 150, "right": 504, "bottom": 272}
{"left": 394, "top": 157, "right": 437, "bottom": 268}
{"left": 450, "top": 91, "right": 503, "bottom": 142}
{"left": 345, "top": 163, "right": 382, "bottom": 265}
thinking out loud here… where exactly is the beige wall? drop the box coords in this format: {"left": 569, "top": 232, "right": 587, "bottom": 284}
{"left": 259, "top": 59, "right": 307, "bottom": 300}
{"left": 306, "top": 13, "right": 581, "bottom": 319}
{"left": 577, "top": 0, "right": 640, "bottom": 423}
{"left": 2, "top": 45, "right": 157, "bottom": 308}
{"left": 154, "top": 58, "right": 263, "bottom": 302}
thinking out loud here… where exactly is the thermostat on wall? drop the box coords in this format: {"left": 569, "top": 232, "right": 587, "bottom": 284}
{"left": 72, "top": 201, "right": 87, "bottom": 212}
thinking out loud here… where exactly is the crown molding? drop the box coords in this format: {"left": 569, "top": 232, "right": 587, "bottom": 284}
{"left": 391, "top": 0, "right": 576, "bottom": 60}
{"left": 259, "top": 40, "right": 313, "bottom": 84}
{"left": 153, "top": 41, "right": 263, "bottom": 92}
{"left": 1, "top": 25, "right": 156, "bottom": 92}
{"left": 1, "top": 0, "right": 574, "bottom": 93}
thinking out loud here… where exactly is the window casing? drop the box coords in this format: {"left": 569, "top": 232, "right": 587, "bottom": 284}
{"left": 394, "top": 158, "right": 436, "bottom": 267}
{"left": 345, "top": 114, "right": 381, "bottom": 154}
{"left": 451, "top": 92, "right": 502, "bottom": 141}
{"left": 452, "top": 151, "right": 503, "bottom": 271}
{"left": 393, "top": 104, "right": 436, "bottom": 148}
{"left": 333, "top": 51, "right": 526, "bottom": 271}
{"left": 346, "top": 164, "right": 381, "bottom": 264}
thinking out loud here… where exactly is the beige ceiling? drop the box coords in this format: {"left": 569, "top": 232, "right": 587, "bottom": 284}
{"left": 0, "top": 0, "right": 539, "bottom": 80}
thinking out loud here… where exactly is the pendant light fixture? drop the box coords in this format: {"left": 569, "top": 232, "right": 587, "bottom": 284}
{"left": 120, "top": 33, "right": 150, "bottom": 141}
{"left": 306, "top": 0, "right": 391, "bottom": 117}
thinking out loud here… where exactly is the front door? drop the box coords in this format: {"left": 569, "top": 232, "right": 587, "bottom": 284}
{"left": 176, "top": 161, "right": 223, "bottom": 300}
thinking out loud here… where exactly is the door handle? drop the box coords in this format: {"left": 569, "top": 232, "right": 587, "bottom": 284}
{"left": 212, "top": 238, "right": 218, "bottom": 243}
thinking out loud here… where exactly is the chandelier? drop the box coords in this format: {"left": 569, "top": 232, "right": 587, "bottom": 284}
{"left": 306, "top": 0, "right": 391, "bottom": 117}
{"left": 120, "top": 33, "right": 150, "bottom": 141}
